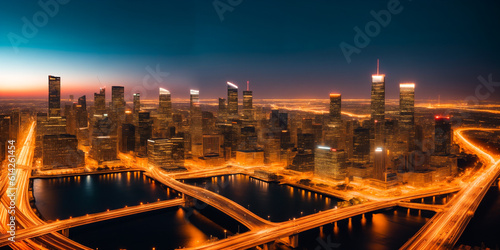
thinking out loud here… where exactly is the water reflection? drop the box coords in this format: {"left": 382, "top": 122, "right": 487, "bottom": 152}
{"left": 185, "top": 174, "right": 341, "bottom": 222}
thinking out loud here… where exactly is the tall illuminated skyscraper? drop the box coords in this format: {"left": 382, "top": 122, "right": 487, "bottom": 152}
{"left": 434, "top": 116, "right": 452, "bottom": 155}
{"left": 190, "top": 89, "right": 202, "bottom": 156}
{"left": 329, "top": 93, "right": 341, "bottom": 125}
{"left": 159, "top": 88, "right": 172, "bottom": 118}
{"left": 190, "top": 89, "right": 200, "bottom": 112}
{"left": 76, "top": 95, "right": 88, "bottom": 128}
{"left": 371, "top": 74, "right": 385, "bottom": 123}
{"left": 133, "top": 93, "right": 140, "bottom": 114}
{"left": 137, "top": 111, "right": 152, "bottom": 157}
{"left": 94, "top": 87, "right": 106, "bottom": 115}
{"left": 399, "top": 83, "right": 415, "bottom": 151}
{"left": 48, "top": 75, "right": 61, "bottom": 117}
{"left": 370, "top": 61, "right": 385, "bottom": 162}
{"left": 111, "top": 86, "right": 125, "bottom": 116}
{"left": 218, "top": 97, "right": 227, "bottom": 119}
{"left": 373, "top": 146, "right": 387, "bottom": 181}
{"left": 243, "top": 81, "right": 253, "bottom": 120}
{"left": 326, "top": 93, "right": 342, "bottom": 147}
{"left": 227, "top": 82, "right": 238, "bottom": 117}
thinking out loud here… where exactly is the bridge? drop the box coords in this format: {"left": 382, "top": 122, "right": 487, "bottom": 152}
{"left": 400, "top": 128, "right": 500, "bottom": 249}
{"left": 0, "top": 198, "right": 184, "bottom": 246}
{"left": 147, "top": 168, "right": 275, "bottom": 230}
{"left": 396, "top": 202, "right": 445, "bottom": 212}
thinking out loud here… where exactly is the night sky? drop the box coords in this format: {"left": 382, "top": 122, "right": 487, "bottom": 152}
{"left": 1, "top": 0, "right": 500, "bottom": 101}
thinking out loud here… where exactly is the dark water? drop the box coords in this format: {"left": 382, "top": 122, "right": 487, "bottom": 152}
{"left": 32, "top": 171, "right": 240, "bottom": 249}
{"left": 456, "top": 183, "right": 500, "bottom": 248}
{"left": 183, "top": 174, "right": 341, "bottom": 222}
{"left": 33, "top": 171, "right": 180, "bottom": 220}
{"left": 293, "top": 208, "right": 435, "bottom": 250}
{"left": 32, "top": 172, "right": 474, "bottom": 250}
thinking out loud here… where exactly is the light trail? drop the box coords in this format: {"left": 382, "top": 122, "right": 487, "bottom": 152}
{"left": 400, "top": 128, "right": 500, "bottom": 249}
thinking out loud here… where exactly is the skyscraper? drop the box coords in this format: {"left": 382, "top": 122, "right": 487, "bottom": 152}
{"left": 76, "top": 95, "right": 88, "bottom": 128}
{"left": 227, "top": 82, "right": 238, "bottom": 117}
{"left": 329, "top": 93, "right": 341, "bottom": 125}
{"left": 218, "top": 97, "right": 227, "bottom": 119}
{"left": 373, "top": 146, "right": 387, "bottom": 181}
{"left": 434, "top": 116, "right": 452, "bottom": 155}
{"left": 158, "top": 88, "right": 172, "bottom": 118}
{"left": 190, "top": 89, "right": 200, "bottom": 112}
{"left": 190, "top": 89, "right": 202, "bottom": 157}
{"left": 48, "top": 75, "right": 61, "bottom": 117}
{"left": 326, "top": 93, "right": 342, "bottom": 148}
{"left": 371, "top": 74, "right": 385, "bottom": 123}
{"left": 0, "top": 115, "right": 10, "bottom": 162}
{"left": 314, "top": 146, "right": 346, "bottom": 180}
{"left": 399, "top": 83, "right": 415, "bottom": 151}
{"left": 111, "top": 86, "right": 125, "bottom": 117}
{"left": 120, "top": 123, "right": 135, "bottom": 153}
{"left": 133, "top": 93, "right": 141, "bottom": 116}
{"left": 94, "top": 87, "right": 106, "bottom": 115}
{"left": 353, "top": 127, "right": 370, "bottom": 163}
{"left": 243, "top": 81, "right": 253, "bottom": 120}
{"left": 137, "top": 111, "right": 153, "bottom": 157}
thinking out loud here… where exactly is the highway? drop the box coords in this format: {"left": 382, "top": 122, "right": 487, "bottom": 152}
{"left": 400, "top": 128, "right": 500, "bottom": 249}
{"left": 0, "top": 122, "right": 93, "bottom": 250}
{"left": 0, "top": 198, "right": 184, "bottom": 246}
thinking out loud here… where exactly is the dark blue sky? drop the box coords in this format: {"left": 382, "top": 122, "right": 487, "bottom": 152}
{"left": 1, "top": 0, "right": 500, "bottom": 101}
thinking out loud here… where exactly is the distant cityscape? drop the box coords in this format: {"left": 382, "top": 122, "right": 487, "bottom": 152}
{"left": 1, "top": 62, "right": 462, "bottom": 188}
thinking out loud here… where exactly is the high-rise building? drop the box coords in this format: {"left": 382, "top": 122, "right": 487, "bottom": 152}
{"left": 227, "top": 82, "right": 238, "bottom": 117}
{"left": 42, "top": 134, "right": 84, "bottom": 169}
{"left": 326, "top": 93, "right": 342, "bottom": 148}
{"left": 399, "top": 83, "right": 415, "bottom": 151}
{"left": 353, "top": 127, "right": 370, "bottom": 163}
{"left": 94, "top": 87, "right": 106, "bottom": 115}
{"left": 218, "top": 97, "right": 227, "bottom": 120}
{"left": 329, "top": 93, "right": 341, "bottom": 125}
{"left": 373, "top": 146, "right": 387, "bottom": 181}
{"left": 434, "top": 116, "right": 452, "bottom": 155}
{"left": 111, "top": 86, "right": 125, "bottom": 119}
{"left": 190, "top": 89, "right": 203, "bottom": 157}
{"left": 243, "top": 82, "right": 253, "bottom": 120}
{"left": 48, "top": 75, "right": 61, "bottom": 117}
{"left": 159, "top": 88, "right": 172, "bottom": 118}
{"left": 190, "top": 89, "right": 200, "bottom": 112}
{"left": 137, "top": 111, "right": 153, "bottom": 156}
{"left": 314, "top": 146, "right": 347, "bottom": 180}
{"left": 76, "top": 95, "right": 88, "bottom": 128}
{"left": 9, "top": 110, "right": 20, "bottom": 143}
{"left": 148, "top": 138, "right": 173, "bottom": 168}
{"left": 120, "top": 123, "right": 135, "bottom": 153}
{"left": 0, "top": 115, "right": 10, "bottom": 162}
{"left": 371, "top": 74, "right": 385, "bottom": 123}
{"left": 133, "top": 93, "right": 141, "bottom": 119}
